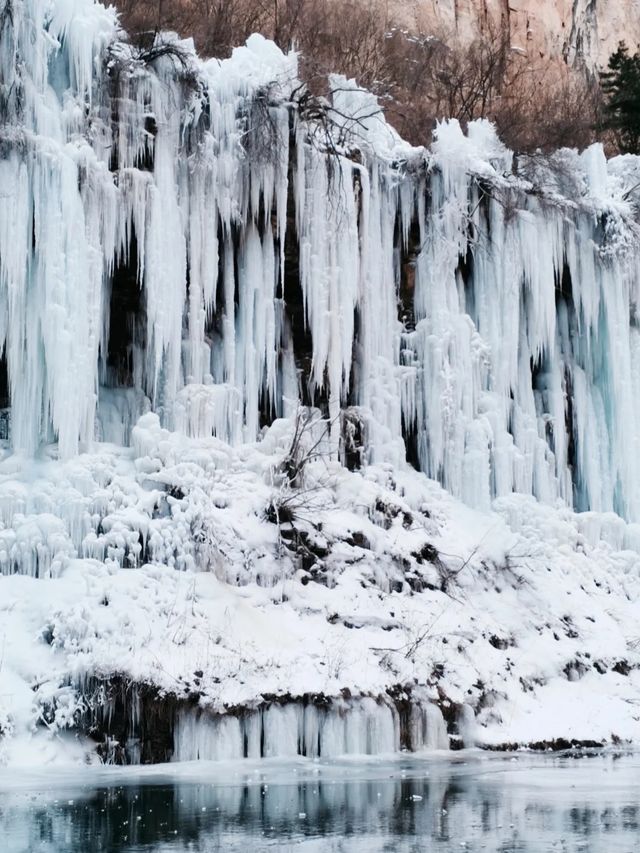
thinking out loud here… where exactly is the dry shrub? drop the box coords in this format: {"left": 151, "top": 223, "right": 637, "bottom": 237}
{"left": 380, "top": 22, "right": 602, "bottom": 153}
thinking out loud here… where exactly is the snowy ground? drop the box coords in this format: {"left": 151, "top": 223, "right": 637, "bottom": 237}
{"left": 0, "top": 412, "right": 639, "bottom": 764}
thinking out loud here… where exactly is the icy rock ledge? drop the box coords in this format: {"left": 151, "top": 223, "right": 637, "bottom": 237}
{"left": 75, "top": 678, "right": 461, "bottom": 764}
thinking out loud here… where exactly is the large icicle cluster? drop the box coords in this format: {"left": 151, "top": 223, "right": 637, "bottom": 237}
{"left": 174, "top": 695, "right": 450, "bottom": 761}
{"left": 3, "top": 0, "right": 640, "bottom": 523}
{"left": 403, "top": 126, "right": 640, "bottom": 519}
{"left": 79, "top": 686, "right": 451, "bottom": 763}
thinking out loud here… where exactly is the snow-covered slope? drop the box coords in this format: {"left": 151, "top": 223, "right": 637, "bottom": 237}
{"left": 1, "top": 415, "right": 640, "bottom": 764}
{"left": 0, "top": 0, "right": 639, "bottom": 765}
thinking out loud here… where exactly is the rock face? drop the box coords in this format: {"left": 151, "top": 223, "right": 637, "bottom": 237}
{"left": 395, "top": 0, "right": 640, "bottom": 67}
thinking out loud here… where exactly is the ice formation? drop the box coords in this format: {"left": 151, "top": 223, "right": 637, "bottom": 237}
{"left": 171, "top": 694, "right": 449, "bottom": 762}
{"left": 3, "top": 0, "right": 640, "bottom": 519}
{"left": 1, "top": 0, "right": 640, "bottom": 765}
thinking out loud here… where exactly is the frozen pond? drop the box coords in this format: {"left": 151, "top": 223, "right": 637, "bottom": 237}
{"left": 1, "top": 751, "right": 638, "bottom": 852}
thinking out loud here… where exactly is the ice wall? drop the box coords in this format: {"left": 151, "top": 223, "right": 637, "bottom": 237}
{"left": 3, "top": 0, "right": 640, "bottom": 519}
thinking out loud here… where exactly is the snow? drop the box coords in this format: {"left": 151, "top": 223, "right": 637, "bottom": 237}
{"left": 0, "top": 0, "right": 639, "bottom": 765}
{"left": 0, "top": 419, "right": 638, "bottom": 763}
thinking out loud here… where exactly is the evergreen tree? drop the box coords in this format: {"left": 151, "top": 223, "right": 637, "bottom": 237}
{"left": 600, "top": 42, "right": 640, "bottom": 154}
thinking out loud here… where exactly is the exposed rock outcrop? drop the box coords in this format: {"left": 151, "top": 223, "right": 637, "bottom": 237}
{"left": 395, "top": 0, "right": 640, "bottom": 68}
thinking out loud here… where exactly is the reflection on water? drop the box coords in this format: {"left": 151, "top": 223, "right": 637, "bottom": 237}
{"left": 1, "top": 752, "right": 639, "bottom": 852}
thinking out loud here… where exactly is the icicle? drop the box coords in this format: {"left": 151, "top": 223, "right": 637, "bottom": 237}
{"left": 172, "top": 697, "right": 406, "bottom": 762}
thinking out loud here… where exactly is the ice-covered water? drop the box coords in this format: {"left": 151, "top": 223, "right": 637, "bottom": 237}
{"left": 1, "top": 752, "right": 638, "bottom": 852}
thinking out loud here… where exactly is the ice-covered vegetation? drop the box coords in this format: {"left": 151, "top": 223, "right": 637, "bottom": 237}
{"left": 0, "top": 0, "right": 639, "bottom": 765}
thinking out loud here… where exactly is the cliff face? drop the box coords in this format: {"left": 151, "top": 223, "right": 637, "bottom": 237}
{"left": 397, "top": 0, "right": 640, "bottom": 67}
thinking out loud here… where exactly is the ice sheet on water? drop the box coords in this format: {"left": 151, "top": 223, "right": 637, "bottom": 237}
{"left": 2, "top": 753, "right": 640, "bottom": 852}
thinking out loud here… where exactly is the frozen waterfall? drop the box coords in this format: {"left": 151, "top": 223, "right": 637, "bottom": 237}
{"left": 3, "top": 0, "right": 640, "bottom": 522}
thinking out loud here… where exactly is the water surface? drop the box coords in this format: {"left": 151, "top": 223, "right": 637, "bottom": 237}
{"left": 1, "top": 751, "right": 638, "bottom": 851}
